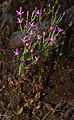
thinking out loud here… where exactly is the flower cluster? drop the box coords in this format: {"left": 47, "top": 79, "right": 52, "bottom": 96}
{"left": 21, "top": 36, "right": 32, "bottom": 47}
{"left": 14, "top": 4, "right": 65, "bottom": 75}
{"left": 16, "top": 6, "right": 24, "bottom": 24}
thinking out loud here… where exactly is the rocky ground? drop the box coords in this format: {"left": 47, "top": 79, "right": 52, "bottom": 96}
{"left": 0, "top": 0, "right": 74, "bottom": 120}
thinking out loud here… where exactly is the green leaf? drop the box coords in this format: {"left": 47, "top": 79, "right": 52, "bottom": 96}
{"left": 17, "top": 107, "right": 23, "bottom": 115}
{"left": 43, "top": 50, "right": 49, "bottom": 57}
{"left": 18, "top": 63, "right": 25, "bottom": 76}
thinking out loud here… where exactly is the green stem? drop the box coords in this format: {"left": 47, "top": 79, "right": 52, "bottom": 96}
{"left": 20, "top": 24, "right": 22, "bottom": 32}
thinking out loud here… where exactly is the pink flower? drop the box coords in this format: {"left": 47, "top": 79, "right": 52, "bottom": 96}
{"left": 13, "top": 48, "right": 19, "bottom": 56}
{"left": 45, "top": 38, "right": 50, "bottom": 43}
{"left": 34, "top": 7, "right": 40, "bottom": 16}
{"left": 43, "top": 31, "right": 45, "bottom": 36}
{"left": 35, "top": 55, "right": 40, "bottom": 62}
{"left": 21, "top": 36, "right": 32, "bottom": 46}
{"left": 25, "top": 40, "right": 32, "bottom": 47}
{"left": 16, "top": 6, "right": 24, "bottom": 16}
{"left": 21, "top": 36, "right": 28, "bottom": 43}
{"left": 17, "top": 18, "right": 24, "bottom": 24}
{"left": 29, "top": 30, "right": 35, "bottom": 35}
{"left": 30, "top": 48, "right": 34, "bottom": 53}
{"left": 58, "top": 27, "right": 64, "bottom": 34}
{"left": 29, "top": 22, "right": 38, "bottom": 29}
{"left": 35, "top": 10, "right": 40, "bottom": 15}
{"left": 37, "top": 34, "right": 42, "bottom": 40}
{"left": 53, "top": 27, "right": 57, "bottom": 32}
{"left": 50, "top": 25, "right": 54, "bottom": 30}
{"left": 50, "top": 36, "right": 56, "bottom": 42}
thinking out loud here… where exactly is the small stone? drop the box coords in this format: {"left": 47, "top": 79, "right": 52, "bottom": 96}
{"left": 9, "top": 31, "right": 23, "bottom": 48}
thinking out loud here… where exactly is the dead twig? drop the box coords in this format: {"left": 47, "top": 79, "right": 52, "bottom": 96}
{"left": 41, "top": 108, "right": 53, "bottom": 120}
